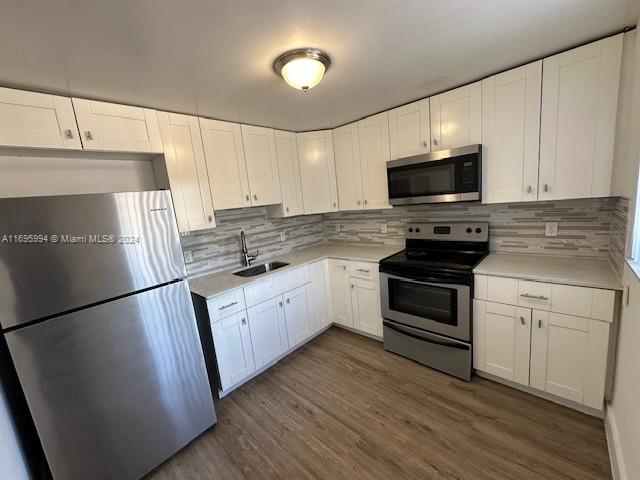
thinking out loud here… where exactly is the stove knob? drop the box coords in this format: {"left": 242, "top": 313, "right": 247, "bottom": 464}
{"left": 466, "top": 227, "right": 472, "bottom": 234}
{"left": 408, "top": 228, "right": 414, "bottom": 233}
{"left": 415, "top": 228, "right": 421, "bottom": 233}
{"left": 475, "top": 227, "right": 482, "bottom": 234}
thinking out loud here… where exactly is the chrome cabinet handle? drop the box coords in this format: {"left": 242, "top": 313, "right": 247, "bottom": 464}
{"left": 286, "top": 298, "right": 290, "bottom": 304}
{"left": 85, "top": 131, "right": 93, "bottom": 140}
{"left": 333, "top": 202, "right": 337, "bottom": 208}
{"left": 357, "top": 200, "right": 361, "bottom": 205}
{"left": 241, "top": 317, "right": 246, "bottom": 325}
{"left": 423, "top": 140, "right": 428, "bottom": 147}
{"left": 245, "top": 195, "right": 250, "bottom": 202}
{"left": 527, "top": 185, "right": 532, "bottom": 194}
{"left": 342, "top": 265, "right": 346, "bottom": 270}
{"left": 543, "top": 184, "right": 549, "bottom": 192}
{"left": 219, "top": 301, "right": 238, "bottom": 311}
{"left": 520, "top": 316, "right": 526, "bottom": 326}
{"left": 285, "top": 206, "right": 289, "bottom": 212}
{"left": 356, "top": 268, "right": 370, "bottom": 273}
{"left": 364, "top": 200, "right": 368, "bottom": 205}
{"left": 253, "top": 194, "right": 258, "bottom": 201}
{"left": 351, "top": 284, "right": 354, "bottom": 289}
{"left": 64, "top": 129, "right": 74, "bottom": 139}
{"left": 433, "top": 138, "right": 438, "bottom": 146}
{"left": 279, "top": 301, "right": 283, "bottom": 307}
{"left": 208, "top": 214, "right": 213, "bottom": 222}
{"left": 520, "top": 293, "right": 549, "bottom": 300}
{"left": 538, "top": 319, "right": 543, "bottom": 328}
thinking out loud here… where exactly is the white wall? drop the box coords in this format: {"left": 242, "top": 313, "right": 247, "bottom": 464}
{"left": 608, "top": 24, "right": 640, "bottom": 480}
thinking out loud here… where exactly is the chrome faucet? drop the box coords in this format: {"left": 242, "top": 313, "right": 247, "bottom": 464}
{"left": 240, "top": 230, "right": 259, "bottom": 266}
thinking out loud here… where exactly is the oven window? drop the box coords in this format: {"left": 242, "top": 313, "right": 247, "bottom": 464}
{"left": 388, "top": 278, "right": 458, "bottom": 326}
{"left": 388, "top": 159, "right": 456, "bottom": 198}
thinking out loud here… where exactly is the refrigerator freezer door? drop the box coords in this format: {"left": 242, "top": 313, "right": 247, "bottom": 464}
{"left": 0, "top": 190, "right": 186, "bottom": 329}
{"left": 5, "top": 280, "right": 216, "bottom": 480}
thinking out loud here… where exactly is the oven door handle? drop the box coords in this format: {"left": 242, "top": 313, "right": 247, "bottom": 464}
{"left": 384, "top": 321, "right": 470, "bottom": 350}
{"left": 381, "top": 271, "right": 468, "bottom": 288}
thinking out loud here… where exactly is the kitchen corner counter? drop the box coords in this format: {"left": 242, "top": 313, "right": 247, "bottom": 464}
{"left": 473, "top": 253, "right": 623, "bottom": 291}
{"left": 188, "top": 243, "right": 402, "bottom": 299}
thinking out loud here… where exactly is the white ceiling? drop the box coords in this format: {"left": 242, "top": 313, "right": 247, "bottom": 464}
{"left": 0, "top": 1, "right": 639, "bottom": 131}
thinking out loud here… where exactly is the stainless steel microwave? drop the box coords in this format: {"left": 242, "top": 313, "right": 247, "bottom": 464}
{"left": 386, "top": 144, "right": 481, "bottom": 205}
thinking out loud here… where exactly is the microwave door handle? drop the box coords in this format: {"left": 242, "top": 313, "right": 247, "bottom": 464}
{"left": 384, "top": 321, "right": 469, "bottom": 350}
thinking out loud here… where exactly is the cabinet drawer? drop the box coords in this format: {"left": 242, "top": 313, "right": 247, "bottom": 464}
{"left": 486, "top": 276, "right": 518, "bottom": 305}
{"left": 207, "top": 288, "right": 246, "bottom": 322}
{"left": 550, "top": 284, "right": 594, "bottom": 319}
{"left": 349, "top": 261, "right": 378, "bottom": 281}
{"left": 279, "top": 265, "right": 311, "bottom": 292}
{"left": 244, "top": 277, "right": 277, "bottom": 307}
{"left": 518, "top": 281, "right": 551, "bottom": 310}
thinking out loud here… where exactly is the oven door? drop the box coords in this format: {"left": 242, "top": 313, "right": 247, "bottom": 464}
{"left": 380, "top": 272, "right": 471, "bottom": 342}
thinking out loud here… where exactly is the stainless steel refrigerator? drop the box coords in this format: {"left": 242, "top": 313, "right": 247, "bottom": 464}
{"left": 0, "top": 190, "right": 216, "bottom": 480}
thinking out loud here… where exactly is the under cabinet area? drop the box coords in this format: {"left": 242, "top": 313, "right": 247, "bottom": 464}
{"left": 474, "top": 274, "right": 616, "bottom": 411}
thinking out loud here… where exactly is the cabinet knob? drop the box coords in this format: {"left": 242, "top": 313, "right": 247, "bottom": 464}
{"left": 286, "top": 298, "right": 290, "bottom": 304}
{"left": 351, "top": 284, "right": 354, "bottom": 289}
{"left": 245, "top": 195, "right": 250, "bottom": 202}
{"left": 543, "top": 184, "right": 549, "bottom": 193}
{"left": 538, "top": 319, "right": 543, "bottom": 329}
{"left": 527, "top": 185, "right": 533, "bottom": 194}
{"left": 333, "top": 202, "right": 337, "bottom": 208}
{"left": 520, "top": 316, "right": 526, "bottom": 326}
{"left": 342, "top": 265, "right": 346, "bottom": 270}
{"left": 433, "top": 138, "right": 438, "bottom": 146}
{"left": 241, "top": 317, "right": 246, "bottom": 325}
{"left": 357, "top": 200, "right": 361, "bottom": 205}
{"left": 279, "top": 301, "right": 283, "bottom": 307}
{"left": 64, "top": 129, "right": 74, "bottom": 139}
{"left": 364, "top": 199, "right": 368, "bottom": 205}
{"left": 423, "top": 140, "right": 428, "bottom": 147}
{"left": 208, "top": 214, "right": 213, "bottom": 222}
{"left": 85, "top": 131, "right": 93, "bottom": 141}
{"left": 286, "top": 206, "right": 289, "bottom": 212}
{"left": 253, "top": 194, "right": 258, "bottom": 201}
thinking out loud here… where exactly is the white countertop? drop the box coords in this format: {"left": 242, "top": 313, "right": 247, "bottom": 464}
{"left": 473, "top": 253, "right": 623, "bottom": 290}
{"left": 188, "top": 243, "right": 402, "bottom": 299}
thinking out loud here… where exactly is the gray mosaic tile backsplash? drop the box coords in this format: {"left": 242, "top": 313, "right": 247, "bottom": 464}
{"left": 182, "top": 197, "right": 626, "bottom": 277}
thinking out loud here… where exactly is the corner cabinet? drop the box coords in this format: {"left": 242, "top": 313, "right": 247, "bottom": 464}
{"left": 156, "top": 112, "right": 215, "bottom": 234}
{"left": 388, "top": 98, "right": 430, "bottom": 160}
{"left": 358, "top": 112, "right": 391, "bottom": 210}
{"left": 268, "top": 130, "right": 304, "bottom": 217}
{"left": 199, "top": 118, "right": 251, "bottom": 210}
{"left": 482, "top": 61, "right": 542, "bottom": 203}
{"left": 539, "top": 34, "right": 623, "bottom": 200}
{"left": 297, "top": 130, "right": 339, "bottom": 214}
{"left": 72, "top": 98, "right": 163, "bottom": 153}
{"left": 327, "top": 259, "right": 353, "bottom": 327}
{"left": 430, "top": 82, "right": 481, "bottom": 150}
{"left": 474, "top": 274, "right": 616, "bottom": 411}
{"left": 240, "top": 125, "right": 281, "bottom": 206}
{"left": 0, "top": 86, "right": 81, "bottom": 149}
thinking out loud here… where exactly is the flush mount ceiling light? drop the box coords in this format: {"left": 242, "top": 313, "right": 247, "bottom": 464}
{"left": 273, "top": 48, "right": 331, "bottom": 92}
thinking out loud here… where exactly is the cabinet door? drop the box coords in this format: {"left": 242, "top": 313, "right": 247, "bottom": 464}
{"left": 0, "top": 87, "right": 81, "bottom": 149}
{"left": 297, "top": 130, "right": 339, "bottom": 214}
{"left": 72, "top": 98, "right": 162, "bottom": 153}
{"left": 482, "top": 62, "right": 542, "bottom": 203}
{"left": 539, "top": 35, "right": 623, "bottom": 200}
{"left": 388, "top": 98, "right": 430, "bottom": 159}
{"left": 350, "top": 277, "right": 383, "bottom": 337}
{"left": 157, "top": 112, "right": 215, "bottom": 233}
{"left": 327, "top": 259, "right": 353, "bottom": 327}
{"left": 284, "top": 285, "right": 313, "bottom": 348}
{"left": 473, "top": 300, "right": 531, "bottom": 386}
{"left": 333, "top": 122, "right": 363, "bottom": 211}
{"left": 530, "top": 311, "right": 610, "bottom": 409}
{"left": 211, "top": 312, "right": 255, "bottom": 391}
{"left": 359, "top": 112, "right": 391, "bottom": 210}
{"left": 273, "top": 130, "right": 304, "bottom": 216}
{"left": 200, "top": 118, "right": 251, "bottom": 210}
{"left": 430, "top": 82, "right": 481, "bottom": 150}
{"left": 309, "top": 260, "right": 330, "bottom": 332}
{"left": 247, "top": 297, "right": 288, "bottom": 369}
{"left": 241, "top": 125, "right": 281, "bottom": 206}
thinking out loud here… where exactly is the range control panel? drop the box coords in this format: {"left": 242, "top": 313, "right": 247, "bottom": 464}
{"left": 405, "top": 222, "right": 489, "bottom": 242}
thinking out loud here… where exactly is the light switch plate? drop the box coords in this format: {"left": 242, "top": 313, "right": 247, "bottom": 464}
{"left": 545, "top": 222, "right": 558, "bottom": 237}
{"left": 183, "top": 250, "right": 193, "bottom": 263}
{"left": 380, "top": 223, "right": 388, "bottom": 234}
{"left": 280, "top": 232, "right": 286, "bottom": 242}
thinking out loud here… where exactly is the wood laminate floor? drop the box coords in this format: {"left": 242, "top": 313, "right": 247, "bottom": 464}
{"left": 148, "top": 327, "right": 612, "bottom": 480}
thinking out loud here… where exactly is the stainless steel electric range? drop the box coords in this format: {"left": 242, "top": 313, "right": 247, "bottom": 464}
{"left": 379, "top": 222, "right": 489, "bottom": 381}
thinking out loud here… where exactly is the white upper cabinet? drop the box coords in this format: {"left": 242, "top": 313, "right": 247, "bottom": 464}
{"left": 430, "top": 81, "right": 481, "bottom": 150}
{"left": 482, "top": 62, "right": 542, "bottom": 203}
{"left": 539, "top": 34, "right": 623, "bottom": 200}
{"left": 388, "top": 98, "right": 430, "bottom": 159}
{"left": 358, "top": 112, "right": 391, "bottom": 210}
{"left": 240, "top": 125, "right": 281, "bottom": 206}
{"left": 297, "top": 130, "right": 339, "bottom": 214}
{"left": 199, "top": 118, "right": 251, "bottom": 210}
{"left": 72, "top": 98, "right": 162, "bottom": 153}
{"left": 333, "top": 122, "right": 363, "bottom": 211}
{"left": 269, "top": 130, "right": 304, "bottom": 217}
{"left": 0, "top": 87, "right": 81, "bottom": 150}
{"left": 156, "top": 112, "right": 215, "bottom": 234}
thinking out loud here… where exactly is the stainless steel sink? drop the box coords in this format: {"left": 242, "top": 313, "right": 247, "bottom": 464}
{"left": 233, "top": 261, "right": 290, "bottom": 277}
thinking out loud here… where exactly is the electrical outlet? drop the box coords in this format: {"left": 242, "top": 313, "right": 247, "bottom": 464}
{"left": 280, "top": 231, "right": 286, "bottom": 242}
{"left": 335, "top": 224, "right": 340, "bottom": 233}
{"left": 545, "top": 222, "right": 558, "bottom": 237}
{"left": 183, "top": 250, "right": 193, "bottom": 263}
{"left": 380, "top": 223, "right": 388, "bottom": 234}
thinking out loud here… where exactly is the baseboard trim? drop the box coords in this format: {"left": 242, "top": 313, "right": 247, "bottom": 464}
{"left": 605, "top": 405, "right": 628, "bottom": 480}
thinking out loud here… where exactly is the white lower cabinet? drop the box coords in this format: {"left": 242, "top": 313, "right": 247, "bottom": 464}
{"left": 350, "top": 277, "right": 383, "bottom": 337}
{"left": 211, "top": 311, "right": 255, "bottom": 391}
{"left": 309, "top": 260, "right": 331, "bottom": 332}
{"left": 283, "top": 285, "right": 313, "bottom": 348}
{"left": 474, "top": 274, "right": 616, "bottom": 411}
{"left": 247, "top": 297, "right": 289, "bottom": 370}
{"left": 327, "top": 259, "right": 353, "bottom": 327}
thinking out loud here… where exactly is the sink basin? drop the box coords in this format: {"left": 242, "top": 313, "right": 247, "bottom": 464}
{"left": 233, "top": 261, "right": 290, "bottom": 277}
